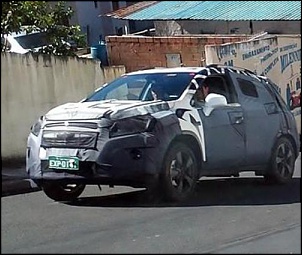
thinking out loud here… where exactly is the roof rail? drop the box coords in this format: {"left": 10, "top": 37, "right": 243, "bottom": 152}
{"left": 205, "top": 64, "right": 267, "bottom": 82}
{"left": 205, "top": 64, "right": 256, "bottom": 75}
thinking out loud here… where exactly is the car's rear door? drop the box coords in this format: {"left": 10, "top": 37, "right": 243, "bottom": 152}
{"left": 228, "top": 73, "right": 282, "bottom": 166}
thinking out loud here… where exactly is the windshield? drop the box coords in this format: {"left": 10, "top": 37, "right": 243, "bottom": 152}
{"left": 84, "top": 72, "right": 196, "bottom": 102}
{"left": 14, "top": 32, "right": 49, "bottom": 49}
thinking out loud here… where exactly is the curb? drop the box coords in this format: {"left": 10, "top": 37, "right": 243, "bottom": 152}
{"left": 1, "top": 164, "right": 41, "bottom": 197}
{"left": 2, "top": 178, "right": 41, "bottom": 197}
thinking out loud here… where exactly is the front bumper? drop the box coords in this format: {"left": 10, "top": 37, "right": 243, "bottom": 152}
{"left": 29, "top": 132, "right": 162, "bottom": 187}
{"left": 27, "top": 112, "right": 181, "bottom": 187}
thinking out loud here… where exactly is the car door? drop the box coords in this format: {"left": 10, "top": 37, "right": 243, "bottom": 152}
{"left": 228, "top": 73, "right": 282, "bottom": 166}
{"left": 197, "top": 103, "right": 246, "bottom": 172}
{"left": 194, "top": 75, "right": 246, "bottom": 172}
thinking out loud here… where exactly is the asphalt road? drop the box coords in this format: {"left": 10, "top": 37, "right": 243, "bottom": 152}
{"left": 1, "top": 154, "right": 301, "bottom": 253}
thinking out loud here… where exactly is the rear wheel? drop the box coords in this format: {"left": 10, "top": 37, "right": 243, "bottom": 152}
{"left": 159, "top": 142, "right": 199, "bottom": 202}
{"left": 264, "top": 137, "right": 296, "bottom": 184}
{"left": 42, "top": 182, "right": 86, "bottom": 201}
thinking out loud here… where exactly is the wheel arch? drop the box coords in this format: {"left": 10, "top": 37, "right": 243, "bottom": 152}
{"left": 264, "top": 134, "right": 297, "bottom": 184}
{"left": 275, "top": 133, "right": 299, "bottom": 159}
{"left": 166, "top": 133, "right": 203, "bottom": 176}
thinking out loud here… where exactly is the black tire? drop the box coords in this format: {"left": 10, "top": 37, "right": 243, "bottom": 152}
{"left": 42, "top": 182, "right": 86, "bottom": 201}
{"left": 264, "top": 137, "right": 296, "bottom": 184}
{"left": 159, "top": 142, "right": 199, "bottom": 202}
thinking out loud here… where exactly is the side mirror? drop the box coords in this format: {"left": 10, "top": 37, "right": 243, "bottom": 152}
{"left": 203, "top": 93, "right": 227, "bottom": 116}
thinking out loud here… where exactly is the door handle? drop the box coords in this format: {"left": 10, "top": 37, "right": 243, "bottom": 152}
{"left": 235, "top": 116, "right": 244, "bottom": 124}
{"left": 228, "top": 111, "right": 244, "bottom": 125}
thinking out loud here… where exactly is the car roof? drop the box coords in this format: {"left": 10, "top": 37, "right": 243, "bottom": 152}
{"left": 124, "top": 65, "right": 266, "bottom": 83}
{"left": 126, "top": 67, "right": 206, "bottom": 75}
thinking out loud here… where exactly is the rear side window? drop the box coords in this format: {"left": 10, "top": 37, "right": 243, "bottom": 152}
{"left": 237, "top": 78, "right": 258, "bottom": 98}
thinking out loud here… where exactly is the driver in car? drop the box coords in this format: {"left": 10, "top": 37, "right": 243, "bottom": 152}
{"left": 193, "top": 81, "right": 210, "bottom": 107}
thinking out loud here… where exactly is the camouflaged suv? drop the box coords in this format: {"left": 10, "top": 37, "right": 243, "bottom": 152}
{"left": 26, "top": 64, "right": 300, "bottom": 202}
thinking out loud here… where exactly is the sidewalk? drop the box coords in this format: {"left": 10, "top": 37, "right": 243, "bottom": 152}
{"left": 2, "top": 165, "right": 41, "bottom": 197}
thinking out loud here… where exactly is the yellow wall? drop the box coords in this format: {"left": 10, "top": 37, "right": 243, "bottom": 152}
{"left": 1, "top": 52, "right": 125, "bottom": 160}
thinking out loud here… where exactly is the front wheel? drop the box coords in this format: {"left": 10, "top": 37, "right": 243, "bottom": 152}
{"left": 159, "top": 142, "right": 199, "bottom": 202}
{"left": 42, "top": 182, "right": 86, "bottom": 201}
{"left": 264, "top": 137, "right": 296, "bottom": 184}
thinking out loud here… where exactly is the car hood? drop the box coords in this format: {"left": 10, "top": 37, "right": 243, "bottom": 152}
{"left": 45, "top": 100, "right": 171, "bottom": 121}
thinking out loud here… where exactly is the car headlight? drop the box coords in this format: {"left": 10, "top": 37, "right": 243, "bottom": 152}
{"left": 30, "top": 116, "right": 43, "bottom": 136}
{"left": 109, "top": 115, "right": 156, "bottom": 138}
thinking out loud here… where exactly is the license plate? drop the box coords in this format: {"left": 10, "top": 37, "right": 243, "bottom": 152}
{"left": 49, "top": 156, "right": 79, "bottom": 170}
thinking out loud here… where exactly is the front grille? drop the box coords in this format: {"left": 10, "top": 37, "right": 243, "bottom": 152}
{"left": 41, "top": 130, "right": 99, "bottom": 149}
{"left": 45, "top": 122, "right": 98, "bottom": 129}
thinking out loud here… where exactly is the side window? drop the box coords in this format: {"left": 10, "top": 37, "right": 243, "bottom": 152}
{"left": 237, "top": 78, "right": 259, "bottom": 98}
{"left": 205, "top": 76, "right": 236, "bottom": 103}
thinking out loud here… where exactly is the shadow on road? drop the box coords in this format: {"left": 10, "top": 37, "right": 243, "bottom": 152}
{"left": 66, "top": 177, "right": 300, "bottom": 208}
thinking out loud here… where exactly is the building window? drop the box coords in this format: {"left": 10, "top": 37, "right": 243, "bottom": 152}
{"left": 112, "top": 1, "right": 119, "bottom": 11}
{"left": 126, "top": 1, "right": 137, "bottom": 7}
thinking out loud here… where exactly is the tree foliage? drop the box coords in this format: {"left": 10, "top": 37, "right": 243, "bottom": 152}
{"left": 1, "top": 1, "right": 87, "bottom": 56}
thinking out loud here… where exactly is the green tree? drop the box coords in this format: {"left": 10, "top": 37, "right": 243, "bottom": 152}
{"left": 1, "top": 1, "right": 86, "bottom": 56}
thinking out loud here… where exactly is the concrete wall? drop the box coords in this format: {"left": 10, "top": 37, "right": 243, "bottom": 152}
{"left": 106, "top": 35, "right": 249, "bottom": 72}
{"left": 1, "top": 52, "right": 125, "bottom": 161}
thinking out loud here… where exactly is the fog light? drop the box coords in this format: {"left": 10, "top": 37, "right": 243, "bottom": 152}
{"left": 130, "top": 149, "right": 142, "bottom": 160}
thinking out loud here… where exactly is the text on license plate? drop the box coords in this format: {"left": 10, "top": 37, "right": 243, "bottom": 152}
{"left": 49, "top": 156, "right": 79, "bottom": 170}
